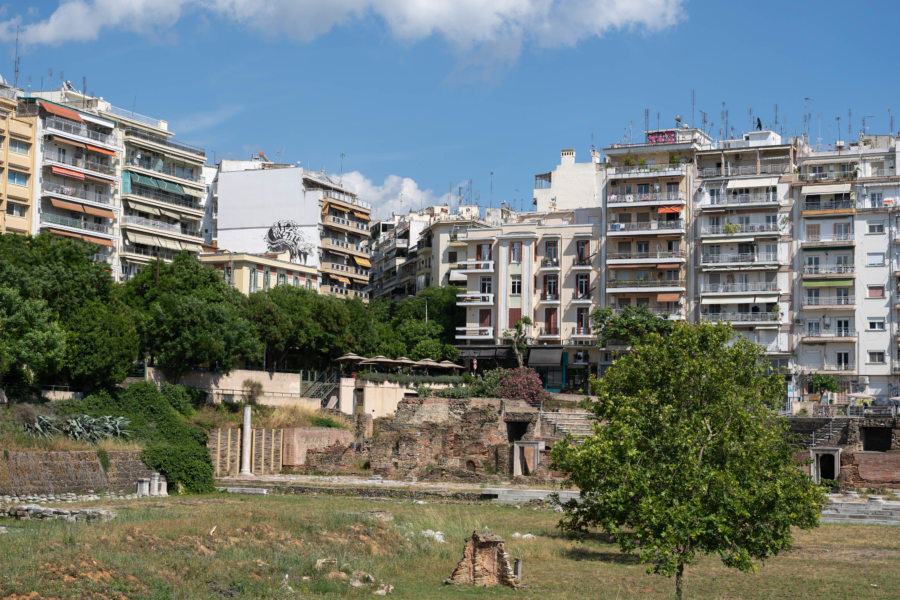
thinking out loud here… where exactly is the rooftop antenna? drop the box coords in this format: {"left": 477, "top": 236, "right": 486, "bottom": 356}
{"left": 817, "top": 112, "right": 822, "bottom": 150}
{"left": 803, "top": 97, "right": 812, "bottom": 141}
{"left": 13, "top": 25, "right": 20, "bottom": 88}
{"left": 339, "top": 152, "right": 345, "bottom": 183}
{"left": 862, "top": 115, "right": 874, "bottom": 135}
{"left": 656, "top": 111, "right": 660, "bottom": 131}
{"left": 836, "top": 115, "right": 841, "bottom": 147}
{"left": 848, "top": 108, "right": 852, "bottom": 140}
{"left": 489, "top": 171, "right": 494, "bottom": 207}
{"left": 644, "top": 108, "right": 649, "bottom": 133}
{"left": 889, "top": 107, "right": 894, "bottom": 136}
{"left": 691, "top": 89, "right": 695, "bottom": 127}
{"left": 629, "top": 120, "right": 633, "bottom": 144}
{"left": 748, "top": 106, "right": 753, "bottom": 131}
{"left": 719, "top": 101, "right": 725, "bottom": 139}
{"left": 699, "top": 109, "right": 708, "bottom": 132}
{"left": 82, "top": 76, "right": 86, "bottom": 108}
{"left": 774, "top": 103, "right": 779, "bottom": 129}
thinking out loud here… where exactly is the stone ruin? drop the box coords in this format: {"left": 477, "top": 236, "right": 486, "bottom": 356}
{"left": 444, "top": 530, "right": 518, "bottom": 588}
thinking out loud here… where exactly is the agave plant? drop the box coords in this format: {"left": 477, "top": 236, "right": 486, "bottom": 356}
{"left": 22, "top": 415, "right": 60, "bottom": 439}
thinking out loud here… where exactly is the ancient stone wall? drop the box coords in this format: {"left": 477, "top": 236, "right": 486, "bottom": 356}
{"left": 0, "top": 451, "right": 152, "bottom": 496}
{"left": 208, "top": 428, "right": 282, "bottom": 476}
{"left": 840, "top": 451, "right": 900, "bottom": 488}
{"left": 252, "top": 429, "right": 283, "bottom": 475}
{"left": 282, "top": 428, "right": 354, "bottom": 468}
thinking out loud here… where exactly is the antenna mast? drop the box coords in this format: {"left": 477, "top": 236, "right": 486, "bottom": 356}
{"left": 691, "top": 89, "right": 695, "bottom": 127}
{"left": 13, "top": 26, "right": 20, "bottom": 88}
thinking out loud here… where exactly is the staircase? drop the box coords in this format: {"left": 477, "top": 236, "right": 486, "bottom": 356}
{"left": 820, "top": 497, "right": 900, "bottom": 525}
{"left": 808, "top": 418, "right": 850, "bottom": 448}
{"left": 303, "top": 372, "right": 340, "bottom": 407}
{"left": 540, "top": 410, "right": 594, "bottom": 439}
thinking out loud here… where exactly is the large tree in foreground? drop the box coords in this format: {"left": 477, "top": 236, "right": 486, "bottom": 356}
{"left": 552, "top": 321, "right": 826, "bottom": 600}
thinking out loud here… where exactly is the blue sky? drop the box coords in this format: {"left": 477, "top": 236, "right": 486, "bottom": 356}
{"left": 2, "top": 0, "right": 898, "bottom": 217}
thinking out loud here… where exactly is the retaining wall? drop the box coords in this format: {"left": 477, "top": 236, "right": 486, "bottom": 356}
{"left": 0, "top": 451, "right": 152, "bottom": 496}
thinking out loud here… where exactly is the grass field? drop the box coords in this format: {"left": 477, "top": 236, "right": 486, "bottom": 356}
{"left": 1, "top": 494, "right": 898, "bottom": 599}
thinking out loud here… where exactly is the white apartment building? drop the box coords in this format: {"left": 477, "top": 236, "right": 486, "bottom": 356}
{"left": 533, "top": 149, "right": 604, "bottom": 212}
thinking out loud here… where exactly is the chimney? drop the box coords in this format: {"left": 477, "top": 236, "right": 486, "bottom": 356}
{"left": 561, "top": 149, "right": 575, "bottom": 165}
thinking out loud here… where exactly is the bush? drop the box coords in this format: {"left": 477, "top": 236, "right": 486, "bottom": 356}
{"left": 435, "top": 386, "right": 471, "bottom": 399}
{"left": 470, "top": 368, "right": 506, "bottom": 397}
{"left": 495, "top": 367, "right": 551, "bottom": 406}
{"left": 142, "top": 444, "right": 215, "bottom": 494}
{"left": 160, "top": 383, "right": 194, "bottom": 416}
{"left": 309, "top": 415, "right": 346, "bottom": 429}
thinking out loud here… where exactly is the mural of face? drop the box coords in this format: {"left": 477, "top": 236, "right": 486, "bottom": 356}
{"left": 265, "top": 220, "right": 314, "bottom": 265}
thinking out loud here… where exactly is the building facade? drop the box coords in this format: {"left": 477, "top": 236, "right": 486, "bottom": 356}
{"left": 0, "top": 83, "right": 35, "bottom": 235}
{"left": 198, "top": 250, "right": 318, "bottom": 295}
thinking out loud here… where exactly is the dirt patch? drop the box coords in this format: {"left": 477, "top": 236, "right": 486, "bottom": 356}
{"left": 788, "top": 545, "right": 900, "bottom": 561}
{"left": 31, "top": 554, "right": 148, "bottom": 599}
{"left": 318, "top": 522, "right": 407, "bottom": 556}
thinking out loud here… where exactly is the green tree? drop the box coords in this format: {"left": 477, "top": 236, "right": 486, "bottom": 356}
{"left": 62, "top": 299, "right": 139, "bottom": 390}
{"left": 392, "top": 286, "right": 463, "bottom": 346}
{"left": 0, "top": 286, "right": 65, "bottom": 400}
{"left": 243, "top": 291, "right": 294, "bottom": 370}
{"left": 591, "top": 305, "right": 674, "bottom": 347}
{"left": 502, "top": 317, "right": 533, "bottom": 367}
{"left": 809, "top": 373, "right": 840, "bottom": 395}
{"left": 552, "top": 322, "right": 826, "bottom": 599}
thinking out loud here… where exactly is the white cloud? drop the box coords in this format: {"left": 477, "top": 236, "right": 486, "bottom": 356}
{"left": 1, "top": 0, "right": 684, "bottom": 62}
{"left": 169, "top": 104, "right": 244, "bottom": 136}
{"left": 338, "top": 171, "right": 453, "bottom": 220}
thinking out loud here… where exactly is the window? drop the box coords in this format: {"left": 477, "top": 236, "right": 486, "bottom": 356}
{"left": 868, "top": 222, "right": 885, "bottom": 234}
{"left": 448, "top": 251, "right": 457, "bottom": 263}
{"left": 249, "top": 268, "right": 258, "bottom": 293}
{"left": 836, "top": 351, "right": 851, "bottom": 369}
{"left": 510, "top": 276, "right": 521, "bottom": 296}
{"left": 263, "top": 270, "right": 270, "bottom": 291}
{"left": 10, "top": 139, "right": 29, "bottom": 155}
{"left": 7, "top": 170, "right": 28, "bottom": 187}
{"left": 576, "top": 274, "right": 590, "bottom": 299}
{"left": 868, "top": 351, "right": 886, "bottom": 364}
{"left": 509, "top": 242, "right": 521, "bottom": 263}
{"left": 5, "top": 202, "right": 27, "bottom": 217}
{"left": 306, "top": 279, "right": 313, "bottom": 290}
{"left": 293, "top": 275, "right": 300, "bottom": 287}
{"left": 480, "top": 276, "right": 493, "bottom": 295}
{"left": 836, "top": 319, "right": 851, "bottom": 336}
{"left": 223, "top": 266, "right": 232, "bottom": 285}
{"left": 575, "top": 240, "right": 589, "bottom": 265}
{"left": 869, "top": 191, "right": 884, "bottom": 208}
{"left": 868, "top": 318, "right": 886, "bottom": 331}
{"left": 806, "top": 320, "right": 820, "bottom": 336}
{"left": 545, "top": 240, "right": 558, "bottom": 261}
{"left": 867, "top": 285, "right": 885, "bottom": 298}
{"left": 277, "top": 273, "right": 286, "bottom": 286}
{"left": 544, "top": 274, "right": 558, "bottom": 299}
{"left": 576, "top": 307, "right": 590, "bottom": 334}
{"left": 867, "top": 252, "right": 885, "bottom": 267}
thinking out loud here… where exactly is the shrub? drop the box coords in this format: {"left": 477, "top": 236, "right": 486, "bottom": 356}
{"left": 494, "top": 367, "right": 551, "bottom": 406}
{"left": 160, "top": 383, "right": 194, "bottom": 416}
{"left": 242, "top": 379, "right": 264, "bottom": 405}
{"left": 417, "top": 385, "right": 431, "bottom": 398}
{"left": 309, "top": 415, "right": 346, "bottom": 429}
{"left": 97, "top": 448, "right": 110, "bottom": 472}
{"left": 470, "top": 368, "right": 506, "bottom": 397}
{"left": 142, "top": 444, "right": 215, "bottom": 494}
{"left": 436, "top": 385, "right": 471, "bottom": 399}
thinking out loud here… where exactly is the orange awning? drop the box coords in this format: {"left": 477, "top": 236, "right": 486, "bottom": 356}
{"left": 41, "top": 101, "right": 83, "bottom": 123}
{"left": 658, "top": 206, "right": 682, "bottom": 214}
{"left": 657, "top": 293, "right": 681, "bottom": 302}
{"left": 49, "top": 198, "right": 84, "bottom": 213}
{"left": 83, "top": 173, "right": 112, "bottom": 183}
{"left": 51, "top": 166, "right": 84, "bottom": 180}
{"left": 51, "top": 135, "right": 86, "bottom": 149}
{"left": 606, "top": 264, "right": 634, "bottom": 268}
{"left": 82, "top": 205, "right": 115, "bottom": 219}
{"left": 82, "top": 235, "right": 113, "bottom": 247}
{"left": 85, "top": 144, "right": 116, "bottom": 156}
{"left": 333, "top": 275, "right": 351, "bottom": 284}
{"left": 656, "top": 263, "right": 681, "bottom": 269}
{"left": 47, "top": 228, "right": 84, "bottom": 240}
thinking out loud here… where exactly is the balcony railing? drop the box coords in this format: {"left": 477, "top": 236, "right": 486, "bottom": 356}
{"left": 698, "top": 164, "right": 790, "bottom": 178}
{"left": 608, "top": 192, "right": 685, "bottom": 203}
{"left": 701, "top": 223, "right": 779, "bottom": 235}
{"left": 456, "top": 326, "right": 493, "bottom": 339}
{"left": 44, "top": 116, "right": 113, "bottom": 145}
{"left": 802, "top": 329, "right": 857, "bottom": 339}
{"left": 318, "top": 188, "right": 370, "bottom": 210}
{"left": 121, "top": 214, "right": 199, "bottom": 237}
{"left": 799, "top": 171, "right": 857, "bottom": 183}
{"left": 457, "top": 260, "right": 494, "bottom": 272}
{"left": 701, "top": 281, "right": 779, "bottom": 293}
{"left": 121, "top": 245, "right": 177, "bottom": 260}
{"left": 323, "top": 238, "right": 370, "bottom": 256}
{"left": 801, "top": 295, "right": 855, "bottom": 307}
{"left": 607, "top": 164, "right": 687, "bottom": 176}
{"left": 124, "top": 157, "right": 202, "bottom": 183}
{"left": 702, "top": 312, "right": 779, "bottom": 323}
{"left": 125, "top": 184, "right": 202, "bottom": 210}
{"left": 573, "top": 291, "right": 593, "bottom": 301}
{"left": 124, "top": 128, "right": 205, "bottom": 157}
{"left": 608, "top": 219, "right": 684, "bottom": 233}
{"left": 802, "top": 233, "right": 854, "bottom": 243}
{"left": 607, "top": 279, "right": 684, "bottom": 288}
{"left": 43, "top": 151, "right": 117, "bottom": 176}
{"left": 540, "top": 257, "right": 560, "bottom": 268}
{"left": 811, "top": 362, "right": 856, "bottom": 372}
{"left": 456, "top": 293, "right": 494, "bottom": 304}
{"left": 43, "top": 180, "right": 114, "bottom": 205}
{"left": 324, "top": 214, "right": 370, "bottom": 231}
{"left": 701, "top": 252, "right": 778, "bottom": 264}
{"left": 572, "top": 326, "right": 593, "bottom": 336}
{"left": 540, "top": 292, "right": 561, "bottom": 301}
{"left": 802, "top": 264, "right": 855, "bottom": 275}
{"left": 42, "top": 212, "right": 112, "bottom": 234}
{"left": 704, "top": 193, "right": 779, "bottom": 208}
{"left": 607, "top": 250, "right": 684, "bottom": 260}
{"left": 802, "top": 199, "right": 855, "bottom": 211}
{"left": 539, "top": 327, "right": 560, "bottom": 336}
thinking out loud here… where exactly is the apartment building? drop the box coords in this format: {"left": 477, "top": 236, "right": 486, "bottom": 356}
{"left": 693, "top": 131, "right": 796, "bottom": 370}
{"left": 0, "top": 83, "right": 36, "bottom": 235}
{"left": 213, "top": 164, "right": 370, "bottom": 300}
{"left": 533, "top": 148, "right": 603, "bottom": 212}
{"left": 602, "top": 127, "right": 711, "bottom": 319}
{"left": 455, "top": 210, "right": 602, "bottom": 391}
{"left": 198, "top": 250, "right": 318, "bottom": 295}
{"left": 370, "top": 208, "right": 435, "bottom": 299}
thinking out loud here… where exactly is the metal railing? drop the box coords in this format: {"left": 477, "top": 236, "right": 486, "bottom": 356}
{"left": 572, "top": 326, "right": 592, "bottom": 336}
{"left": 324, "top": 214, "right": 370, "bottom": 231}
{"left": 121, "top": 214, "right": 199, "bottom": 237}
{"left": 124, "top": 157, "right": 201, "bottom": 183}
{"left": 540, "top": 257, "right": 560, "bottom": 268}
{"left": 607, "top": 192, "right": 685, "bottom": 203}
{"left": 43, "top": 150, "right": 116, "bottom": 175}
{"left": 701, "top": 222, "right": 779, "bottom": 235}
{"left": 42, "top": 212, "right": 112, "bottom": 233}
{"left": 698, "top": 163, "right": 790, "bottom": 178}
{"left": 124, "top": 128, "right": 205, "bottom": 157}
{"left": 802, "top": 199, "right": 855, "bottom": 211}
{"left": 456, "top": 326, "right": 493, "bottom": 338}
{"left": 121, "top": 245, "right": 178, "bottom": 260}
{"left": 607, "top": 279, "right": 684, "bottom": 288}
{"left": 105, "top": 105, "right": 165, "bottom": 128}
{"left": 456, "top": 293, "right": 494, "bottom": 304}
{"left": 608, "top": 219, "right": 684, "bottom": 232}
{"left": 803, "top": 264, "right": 855, "bottom": 275}
{"left": 701, "top": 281, "right": 778, "bottom": 293}
{"left": 540, "top": 292, "right": 561, "bottom": 300}
{"left": 322, "top": 237, "right": 371, "bottom": 255}
{"left": 318, "top": 188, "right": 370, "bottom": 210}
{"left": 701, "top": 253, "right": 778, "bottom": 264}
{"left": 802, "top": 233, "right": 854, "bottom": 243}
{"left": 43, "top": 116, "right": 113, "bottom": 145}
{"left": 607, "top": 164, "right": 687, "bottom": 176}
{"left": 704, "top": 193, "right": 779, "bottom": 207}
{"left": 457, "top": 260, "right": 494, "bottom": 271}
{"left": 799, "top": 171, "right": 856, "bottom": 182}
{"left": 43, "top": 180, "right": 114, "bottom": 205}
{"left": 607, "top": 250, "right": 684, "bottom": 260}
{"left": 801, "top": 329, "right": 856, "bottom": 338}
{"left": 125, "top": 184, "right": 202, "bottom": 210}
{"left": 539, "top": 327, "right": 560, "bottom": 336}
{"left": 702, "top": 312, "right": 779, "bottom": 323}
{"left": 801, "top": 295, "right": 855, "bottom": 306}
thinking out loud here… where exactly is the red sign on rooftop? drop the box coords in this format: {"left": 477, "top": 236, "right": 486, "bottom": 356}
{"left": 647, "top": 130, "right": 676, "bottom": 144}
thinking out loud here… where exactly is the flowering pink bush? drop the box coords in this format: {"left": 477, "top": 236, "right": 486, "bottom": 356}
{"left": 495, "top": 367, "right": 551, "bottom": 406}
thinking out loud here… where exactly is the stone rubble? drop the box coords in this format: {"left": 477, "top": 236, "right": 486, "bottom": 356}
{"left": 0, "top": 503, "right": 115, "bottom": 522}
{"left": 444, "top": 530, "right": 518, "bottom": 588}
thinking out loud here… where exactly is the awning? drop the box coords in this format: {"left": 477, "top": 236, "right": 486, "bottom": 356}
{"left": 47, "top": 228, "right": 84, "bottom": 240}
{"left": 179, "top": 241, "right": 203, "bottom": 253}
{"left": 85, "top": 144, "right": 116, "bottom": 157}
{"left": 701, "top": 236, "right": 754, "bottom": 244}
{"left": 321, "top": 202, "right": 331, "bottom": 213}
{"left": 158, "top": 207, "right": 182, "bottom": 220}
{"left": 128, "top": 171, "right": 159, "bottom": 189}
{"left": 802, "top": 279, "right": 853, "bottom": 288}
{"left": 51, "top": 135, "right": 86, "bottom": 149}
{"left": 156, "top": 179, "right": 185, "bottom": 195}
{"left": 125, "top": 232, "right": 159, "bottom": 246}
{"left": 656, "top": 263, "right": 681, "bottom": 269}
{"left": 726, "top": 176, "right": 778, "bottom": 189}
{"left": 656, "top": 293, "right": 681, "bottom": 302}
{"left": 754, "top": 295, "right": 779, "bottom": 303}
{"left": 183, "top": 187, "right": 206, "bottom": 198}
{"left": 701, "top": 296, "right": 756, "bottom": 305}
{"left": 82, "top": 235, "right": 113, "bottom": 247}
{"left": 353, "top": 256, "right": 372, "bottom": 268}
{"left": 352, "top": 211, "right": 368, "bottom": 220}
{"left": 49, "top": 198, "right": 84, "bottom": 213}
{"left": 801, "top": 183, "right": 851, "bottom": 196}
{"left": 51, "top": 166, "right": 84, "bottom": 180}
{"left": 41, "top": 101, "right": 83, "bottom": 123}
{"left": 126, "top": 200, "right": 161, "bottom": 216}
{"left": 332, "top": 275, "right": 351, "bottom": 285}
{"left": 448, "top": 270, "right": 466, "bottom": 283}
{"left": 155, "top": 238, "right": 183, "bottom": 251}
{"left": 82, "top": 205, "right": 115, "bottom": 219}
{"left": 330, "top": 204, "right": 349, "bottom": 213}
{"left": 528, "top": 348, "right": 563, "bottom": 367}
{"left": 657, "top": 206, "right": 682, "bottom": 213}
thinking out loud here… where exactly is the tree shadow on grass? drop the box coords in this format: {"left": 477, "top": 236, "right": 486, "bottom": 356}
{"left": 562, "top": 546, "right": 642, "bottom": 564}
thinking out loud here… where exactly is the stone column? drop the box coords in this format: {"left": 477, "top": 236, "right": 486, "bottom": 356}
{"left": 150, "top": 472, "right": 160, "bottom": 496}
{"left": 240, "top": 404, "right": 253, "bottom": 476}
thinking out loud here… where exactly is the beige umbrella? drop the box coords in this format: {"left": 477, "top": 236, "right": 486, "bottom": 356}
{"left": 415, "top": 358, "right": 441, "bottom": 368}
{"left": 438, "top": 360, "right": 464, "bottom": 369}
{"left": 395, "top": 356, "right": 417, "bottom": 366}
{"left": 335, "top": 352, "right": 364, "bottom": 362}
{"left": 359, "top": 355, "right": 394, "bottom": 365}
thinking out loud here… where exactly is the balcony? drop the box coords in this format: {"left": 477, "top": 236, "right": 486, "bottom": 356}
{"left": 607, "top": 250, "right": 684, "bottom": 265}
{"left": 121, "top": 215, "right": 199, "bottom": 239}
{"left": 43, "top": 152, "right": 117, "bottom": 179}
{"left": 800, "top": 233, "right": 854, "bottom": 247}
{"left": 538, "top": 257, "right": 561, "bottom": 270}
{"left": 700, "top": 222, "right": 780, "bottom": 237}
{"left": 572, "top": 257, "right": 593, "bottom": 269}
{"left": 323, "top": 214, "right": 370, "bottom": 233}
{"left": 606, "top": 279, "right": 684, "bottom": 293}
{"left": 801, "top": 330, "right": 857, "bottom": 342}
{"left": 457, "top": 260, "right": 494, "bottom": 273}
{"left": 456, "top": 293, "right": 494, "bottom": 306}
{"left": 697, "top": 163, "right": 789, "bottom": 178}
{"left": 123, "top": 184, "right": 203, "bottom": 213}
{"left": 801, "top": 199, "right": 855, "bottom": 212}
{"left": 801, "top": 295, "right": 855, "bottom": 309}
{"left": 321, "top": 237, "right": 371, "bottom": 258}
{"left": 318, "top": 188, "right": 371, "bottom": 211}
{"left": 572, "top": 326, "right": 593, "bottom": 338}
{"left": 124, "top": 157, "right": 202, "bottom": 184}
{"left": 607, "top": 163, "right": 687, "bottom": 178}
{"left": 803, "top": 362, "right": 856, "bottom": 374}
{"left": 608, "top": 220, "right": 684, "bottom": 235}
{"left": 120, "top": 244, "right": 177, "bottom": 262}
{"left": 802, "top": 264, "right": 855, "bottom": 276}
{"left": 123, "top": 128, "right": 205, "bottom": 160}
{"left": 538, "top": 327, "right": 560, "bottom": 338}
{"left": 700, "top": 193, "right": 779, "bottom": 210}
{"left": 571, "top": 291, "right": 594, "bottom": 304}
{"left": 43, "top": 180, "right": 114, "bottom": 206}
{"left": 799, "top": 171, "right": 857, "bottom": 183}
{"left": 607, "top": 192, "right": 685, "bottom": 206}
{"left": 701, "top": 252, "right": 779, "bottom": 267}
{"left": 43, "top": 116, "right": 114, "bottom": 146}
{"left": 456, "top": 326, "right": 494, "bottom": 340}
{"left": 700, "top": 281, "right": 779, "bottom": 294}
{"left": 701, "top": 312, "right": 779, "bottom": 325}
{"left": 538, "top": 292, "right": 561, "bottom": 303}
{"left": 41, "top": 212, "right": 112, "bottom": 235}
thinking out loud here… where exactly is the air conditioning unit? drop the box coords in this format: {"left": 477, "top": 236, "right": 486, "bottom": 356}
{"left": 858, "top": 376, "right": 869, "bottom": 385}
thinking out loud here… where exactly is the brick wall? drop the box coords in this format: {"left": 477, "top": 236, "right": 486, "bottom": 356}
{"left": 0, "top": 451, "right": 152, "bottom": 496}
{"left": 841, "top": 451, "right": 900, "bottom": 487}
{"left": 282, "top": 428, "right": 355, "bottom": 468}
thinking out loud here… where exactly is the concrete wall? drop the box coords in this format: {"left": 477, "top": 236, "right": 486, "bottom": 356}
{"left": 147, "top": 367, "right": 319, "bottom": 409}
{"left": 282, "top": 427, "right": 355, "bottom": 467}
{"left": 0, "top": 451, "right": 152, "bottom": 496}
